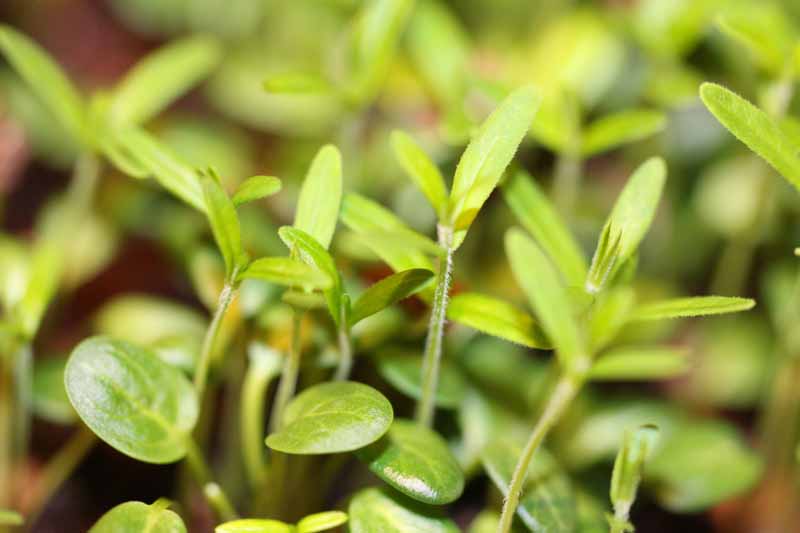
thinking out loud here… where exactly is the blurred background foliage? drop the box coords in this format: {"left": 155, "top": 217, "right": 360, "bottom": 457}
{"left": 1, "top": 0, "right": 800, "bottom": 531}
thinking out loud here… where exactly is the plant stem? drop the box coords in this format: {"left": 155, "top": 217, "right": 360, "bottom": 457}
{"left": 333, "top": 322, "right": 352, "bottom": 381}
{"left": 194, "top": 281, "right": 237, "bottom": 400}
{"left": 553, "top": 149, "right": 581, "bottom": 216}
{"left": 24, "top": 426, "right": 95, "bottom": 530}
{"left": 184, "top": 438, "right": 238, "bottom": 521}
{"left": 415, "top": 224, "right": 454, "bottom": 428}
{"left": 241, "top": 359, "right": 273, "bottom": 488}
{"left": 270, "top": 313, "right": 303, "bottom": 433}
{"left": 496, "top": 374, "right": 581, "bottom": 533}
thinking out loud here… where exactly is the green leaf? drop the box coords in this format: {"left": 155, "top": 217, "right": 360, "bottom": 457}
{"left": 296, "top": 511, "right": 349, "bottom": 533}
{"left": 65, "top": 337, "right": 198, "bottom": 463}
{"left": 610, "top": 425, "right": 659, "bottom": 521}
{"left": 502, "top": 170, "right": 587, "bottom": 286}
{"left": 215, "top": 519, "right": 293, "bottom": 533}
{"left": 588, "top": 287, "right": 635, "bottom": 352}
{"left": 348, "top": 487, "right": 459, "bottom": 533}
{"left": 482, "top": 439, "right": 577, "bottom": 533}
{"left": 449, "top": 85, "right": 540, "bottom": 231}
{"left": 581, "top": 109, "right": 666, "bottom": 157}
{"left": 717, "top": 5, "right": 797, "bottom": 74}
{"left": 358, "top": 419, "right": 464, "bottom": 505}
{"left": 294, "top": 144, "right": 342, "bottom": 250}
{"left": 265, "top": 381, "right": 393, "bottom": 454}
{"left": 108, "top": 36, "right": 222, "bottom": 126}
{"left": 377, "top": 350, "right": 467, "bottom": 409}
{"left": 505, "top": 228, "right": 585, "bottom": 372}
{"left": 590, "top": 346, "right": 689, "bottom": 381}
{"left": 634, "top": 296, "right": 755, "bottom": 321}
{"left": 700, "top": 83, "right": 800, "bottom": 191}
{"left": 0, "top": 509, "right": 23, "bottom": 526}
{"left": 108, "top": 127, "right": 206, "bottom": 211}
{"left": 587, "top": 157, "right": 666, "bottom": 293}
{"left": 89, "top": 500, "right": 186, "bottom": 533}
{"left": 232, "top": 176, "right": 282, "bottom": 206}
{"left": 237, "top": 257, "right": 332, "bottom": 291}
{"left": 202, "top": 175, "right": 245, "bottom": 279}
{"left": 32, "top": 356, "right": 76, "bottom": 424}
{"left": 263, "top": 72, "right": 333, "bottom": 94}
{"left": 0, "top": 24, "right": 87, "bottom": 146}
{"left": 350, "top": 269, "right": 434, "bottom": 325}
{"left": 391, "top": 130, "right": 449, "bottom": 219}
{"left": 447, "top": 292, "right": 551, "bottom": 349}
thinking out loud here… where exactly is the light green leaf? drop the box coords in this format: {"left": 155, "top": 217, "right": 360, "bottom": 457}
{"left": 232, "top": 176, "right": 282, "bottom": 206}
{"left": 700, "top": 83, "right": 800, "bottom": 191}
{"left": 215, "top": 519, "right": 293, "bottom": 533}
{"left": 717, "top": 5, "right": 797, "bottom": 74}
{"left": 263, "top": 73, "right": 332, "bottom": 94}
{"left": 588, "top": 287, "right": 635, "bottom": 352}
{"left": 348, "top": 487, "right": 459, "bottom": 533}
{"left": 377, "top": 350, "right": 467, "bottom": 409}
{"left": 505, "top": 228, "right": 585, "bottom": 372}
{"left": 296, "top": 511, "right": 348, "bottom": 533}
{"left": 350, "top": 269, "right": 433, "bottom": 325}
{"left": 482, "top": 439, "right": 577, "bottom": 533}
{"left": 449, "top": 85, "right": 540, "bottom": 231}
{"left": 590, "top": 346, "right": 689, "bottom": 381}
{"left": 610, "top": 425, "right": 659, "bottom": 522}
{"left": 108, "top": 36, "right": 222, "bottom": 126}
{"left": 447, "top": 292, "right": 551, "bottom": 349}
{"left": 0, "top": 509, "right": 23, "bottom": 526}
{"left": 634, "top": 296, "right": 755, "bottom": 321}
{"left": 89, "top": 500, "right": 186, "bottom": 533}
{"left": 581, "top": 109, "right": 666, "bottom": 157}
{"left": 391, "top": 130, "right": 449, "bottom": 219}
{"left": 502, "top": 170, "right": 587, "bottom": 286}
{"left": 0, "top": 24, "right": 87, "bottom": 146}
{"left": 357, "top": 419, "right": 464, "bottom": 505}
{"left": 202, "top": 175, "right": 245, "bottom": 278}
{"left": 295, "top": 144, "right": 342, "bottom": 250}
{"left": 32, "top": 356, "right": 76, "bottom": 424}
{"left": 265, "top": 381, "right": 393, "bottom": 454}
{"left": 65, "top": 337, "right": 198, "bottom": 463}
{"left": 237, "top": 257, "right": 332, "bottom": 291}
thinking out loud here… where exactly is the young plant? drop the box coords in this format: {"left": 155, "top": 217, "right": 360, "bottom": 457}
{"left": 607, "top": 425, "right": 659, "bottom": 533}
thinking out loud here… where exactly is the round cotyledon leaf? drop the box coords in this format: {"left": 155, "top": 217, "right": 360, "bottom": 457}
{"left": 65, "top": 336, "right": 198, "bottom": 464}
{"left": 89, "top": 500, "right": 186, "bottom": 533}
{"left": 348, "top": 487, "right": 459, "bottom": 533}
{"left": 266, "top": 381, "right": 393, "bottom": 454}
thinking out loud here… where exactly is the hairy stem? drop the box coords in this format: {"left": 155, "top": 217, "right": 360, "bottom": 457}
{"left": 496, "top": 375, "right": 581, "bottom": 533}
{"left": 184, "top": 438, "right": 238, "bottom": 521}
{"left": 415, "top": 225, "right": 454, "bottom": 428}
{"left": 194, "top": 281, "right": 237, "bottom": 399}
{"left": 270, "top": 313, "right": 303, "bottom": 433}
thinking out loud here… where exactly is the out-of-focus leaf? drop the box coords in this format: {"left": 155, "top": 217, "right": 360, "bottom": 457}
{"left": 348, "top": 487, "right": 459, "bottom": 533}
{"left": 449, "top": 85, "right": 540, "bottom": 232}
{"left": 588, "top": 287, "right": 635, "bottom": 352}
{"left": 0, "top": 510, "right": 23, "bottom": 526}
{"left": 634, "top": 296, "right": 755, "bottom": 321}
{"left": 358, "top": 419, "right": 464, "bottom": 505}
{"left": 717, "top": 4, "right": 798, "bottom": 74}
{"left": 581, "top": 109, "right": 666, "bottom": 156}
{"left": 108, "top": 36, "right": 222, "bottom": 126}
{"left": 296, "top": 511, "right": 348, "bottom": 533}
{"left": 215, "top": 519, "right": 292, "bottom": 533}
{"left": 391, "top": 130, "right": 449, "bottom": 219}
{"left": 502, "top": 170, "right": 587, "bottom": 286}
{"left": 590, "top": 346, "right": 689, "bottom": 381}
{"left": 89, "top": 500, "right": 185, "bottom": 533}
{"left": 377, "top": 350, "right": 467, "bottom": 409}
{"left": 237, "top": 257, "right": 332, "bottom": 291}
{"left": 294, "top": 145, "right": 342, "bottom": 250}
{"left": 700, "top": 83, "right": 800, "bottom": 191}
{"left": 32, "top": 356, "right": 76, "bottom": 424}
{"left": 263, "top": 72, "right": 333, "bottom": 94}
{"left": 94, "top": 294, "right": 206, "bottom": 346}
{"left": 232, "top": 176, "right": 282, "bottom": 206}
{"left": 448, "top": 292, "right": 551, "bottom": 349}
{"left": 350, "top": 269, "right": 433, "bottom": 325}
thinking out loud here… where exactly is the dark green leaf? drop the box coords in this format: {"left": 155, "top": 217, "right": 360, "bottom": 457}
{"left": 348, "top": 487, "right": 459, "bottom": 533}
{"left": 634, "top": 296, "right": 755, "bottom": 321}
{"left": 232, "top": 176, "right": 282, "bottom": 206}
{"left": 350, "top": 269, "right": 434, "bottom": 325}
{"left": 202, "top": 175, "right": 245, "bottom": 278}
{"left": 358, "top": 419, "right": 464, "bottom": 505}
{"left": 32, "top": 356, "right": 76, "bottom": 424}
{"left": 65, "top": 337, "right": 198, "bottom": 463}
{"left": 590, "top": 346, "right": 689, "bottom": 381}
{"left": 89, "top": 500, "right": 186, "bottom": 533}
{"left": 294, "top": 144, "right": 342, "bottom": 250}
{"left": 265, "top": 381, "right": 393, "bottom": 454}
{"left": 448, "top": 292, "right": 551, "bottom": 349}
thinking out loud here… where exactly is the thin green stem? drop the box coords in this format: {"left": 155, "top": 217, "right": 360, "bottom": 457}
{"left": 194, "top": 281, "right": 237, "bottom": 400}
{"left": 184, "top": 438, "right": 239, "bottom": 521}
{"left": 241, "top": 359, "right": 273, "bottom": 489}
{"left": 496, "top": 375, "right": 581, "bottom": 533}
{"left": 415, "top": 225, "right": 454, "bottom": 428}
{"left": 553, "top": 149, "right": 582, "bottom": 215}
{"left": 333, "top": 322, "right": 352, "bottom": 381}
{"left": 270, "top": 313, "right": 303, "bottom": 433}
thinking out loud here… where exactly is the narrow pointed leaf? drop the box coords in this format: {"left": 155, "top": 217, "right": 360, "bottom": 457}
{"left": 232, "top": 176, "right": 282, "bottom": 206}
{"left": 391, "top": 130, "right": 449, "bottom": 218}
{"left": 297, "top": 511, "right": 348, "bottom": 533}
{"left": 216, "top": 519, "right": 293, "bottom": 533}
{"left": 449, "top": 85, "right": 540, "bottom": 231}
{"left": 295, "top": 145, "right": 342, "bottom": 250}
{"left": 357, "top": 419, "right": 464, "bottom": 505}
{"left": 237, "top": 257, "right": 332, "bottom": 290}
{"left": 447, "top": 292, "right": 551, "bottom": 349}
{"left": 502, "top": 170, "right": 587, "bottom": 286}
{"left": 65, "top": 337, "right": 198, "bottom": 464}
{"left": 700, "top": 83, "right": 800, "bottom": 191}
{"left": 634, "top": 296, "right": 755, "bottom": 321}
{"left": 505, "top": 228, "right": 585, "bottom": 370}
{"left": 0, "top": 24, "right": 87, "bottom": 145}
{"left": 581, "top": 109, "right": 666, "bottom": 157}
{"left": 108, "top": 36, "right": 222, "bottom": 126}
{"left": 350, "top": 268, "right": 434, "bottom": 325}
{"left": 348, "top": 487, "right": 459, "bottom": 533}
{"left": 265, "top": 381, "right": 393, "bottom": 454}
{"left": 610, "top": 425, "right": 659, "bottom": 519}
{"left": 202, "top": 176, "right": 244, "bottom": 278}
{"left": 590, "top": 347, "right": 689, "bottom": 381}
{"left": 89, "top": 500, "right": 186, "bottom": 533}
